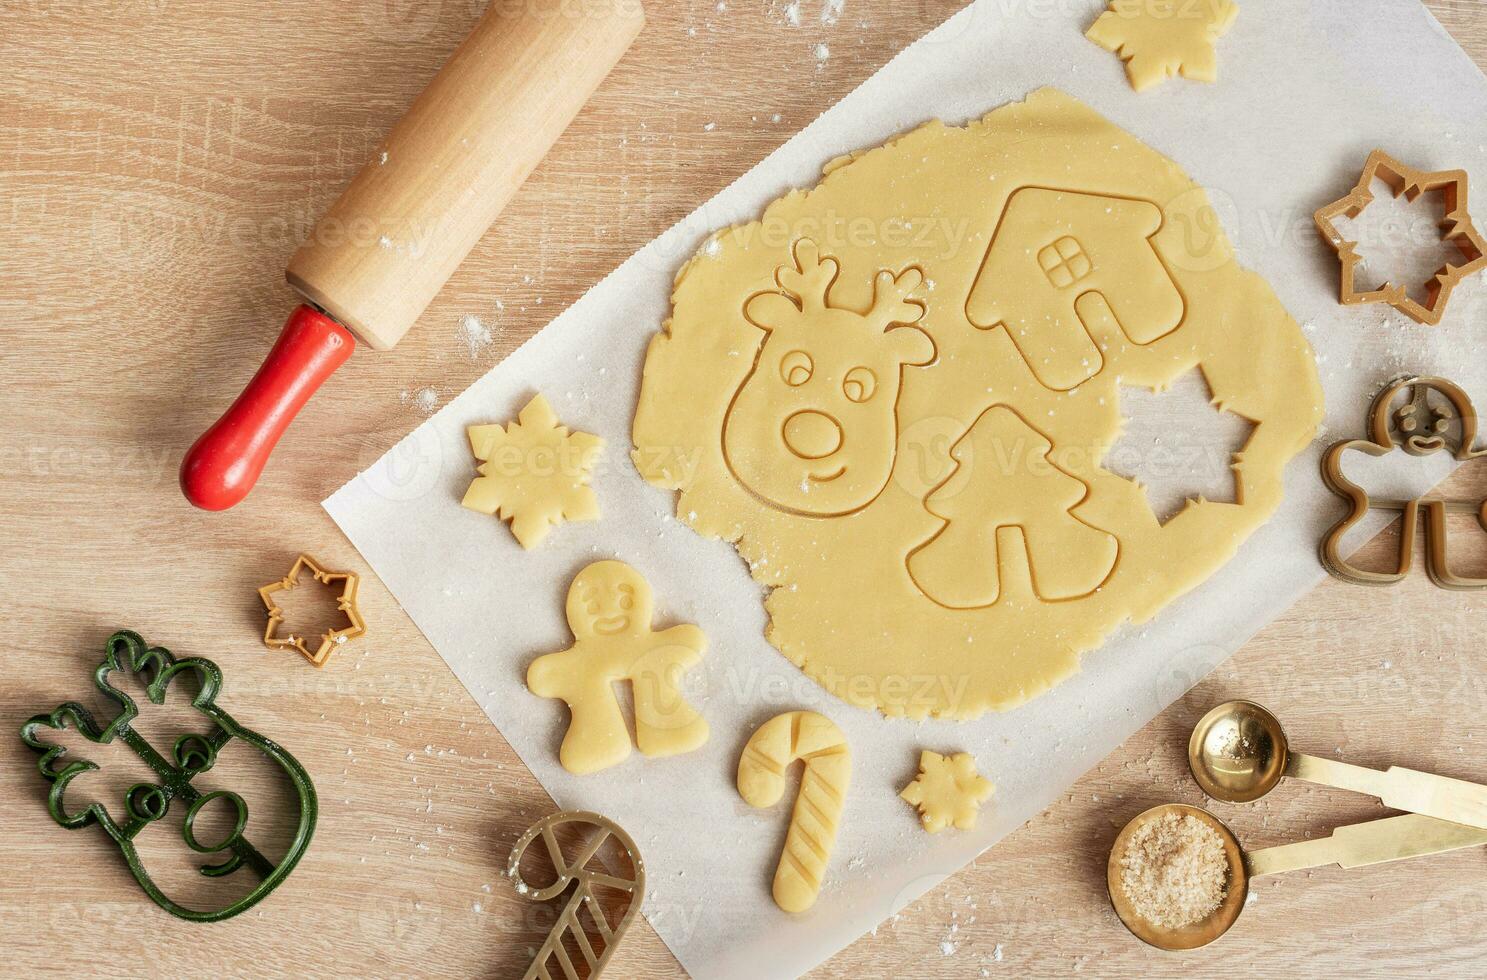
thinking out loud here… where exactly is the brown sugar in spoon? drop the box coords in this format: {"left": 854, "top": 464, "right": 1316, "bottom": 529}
{"left": 1108, "top": 803, "right": 1487, "bottom": 950}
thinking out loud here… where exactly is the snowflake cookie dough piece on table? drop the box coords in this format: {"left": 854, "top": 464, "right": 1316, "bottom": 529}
{"left": 528, "top": 561, "right": 710, "bottom": 775}
{"left": 1086, "top": 0, "right": 1239, "bottom": 92}
{"left": 737, "top": 711, "right": 851, "bottom": 913}
{"left": 633, "top": 87, "right": 1323, "bottom": 719}
{"left": 901, "top": 750, "right": 995, "bottom": 833}
{"left": 462, "top": 393, "right": 603, "bottom": 549}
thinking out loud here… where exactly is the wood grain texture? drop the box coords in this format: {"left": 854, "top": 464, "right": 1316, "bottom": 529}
{"left": 1, "top": 2, "right": 1484, "bottom": 976}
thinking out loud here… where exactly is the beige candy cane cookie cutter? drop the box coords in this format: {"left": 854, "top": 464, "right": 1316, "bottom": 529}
{"left": 507, "top": 810, "right": 645, "bottom": 980}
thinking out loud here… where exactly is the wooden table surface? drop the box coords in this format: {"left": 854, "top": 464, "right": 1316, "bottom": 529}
{"left": 4, "top": 1, "right": 1486, "bottom": 976}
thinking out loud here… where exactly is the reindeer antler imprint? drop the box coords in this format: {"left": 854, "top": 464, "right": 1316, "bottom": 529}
{"left": 737, "top": 711, "right": 852, "bottom": 913}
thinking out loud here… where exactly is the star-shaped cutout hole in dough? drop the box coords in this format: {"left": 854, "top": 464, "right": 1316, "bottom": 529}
{"left": 1315, "top": 149, "right": 1487, "bottom": 326}
{"left": 900, "top": 750, "right": 994, "bottom": 834}
{"left": 1086, "top": 0, "right": 1239, "bottom": 92}
{"left": 462, "top": 393, "right": 605, "bottom": 549}
{"left": 1104, "top": 369, "right": 1256, "bottom": 525}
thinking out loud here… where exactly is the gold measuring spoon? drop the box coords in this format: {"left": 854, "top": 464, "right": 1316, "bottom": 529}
{"left": 1108, "top": 803, "right": 1487, "bottom": 950}
{"left": 1189, "top": 700, "right": 1487, "bottom": 829}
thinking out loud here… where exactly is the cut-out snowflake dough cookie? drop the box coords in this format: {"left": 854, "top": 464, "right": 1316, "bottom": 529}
{"left": 528, "top": 561, "right": 709, "bottom": 774}
{"left": 633, "top": 87, "right": 1322, "bottom": 718}
{"left": 1086, "top": 0, "right": 1239, "bottom": 92}
{"left": 901, "top": 750, "right": 994, "bottom": 833}
{"left": 462, "top": 393, "right": 603, "bottom": 549}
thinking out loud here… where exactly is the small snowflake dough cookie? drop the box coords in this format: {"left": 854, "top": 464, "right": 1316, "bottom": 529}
{"left": 1086, "top": 0, "right": 1239, "bottom": 92}
{"left": 900, "top": 750, "right": 994, "bottom": 833}
{"left": 528, "top": 561, "right": 709, "bottom": 775}
{"left": 462, "top": 393, "right": 603, "bottom": 549}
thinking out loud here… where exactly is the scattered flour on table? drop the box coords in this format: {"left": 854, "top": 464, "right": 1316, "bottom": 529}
{"left": 771, "top": 0, "right": 846, "bottom": 29}
{"left": 457, "top": 314, "right": 494, "bottom": 359}
{"left": 401, "top": 387, "right": 440, "bottom": 414}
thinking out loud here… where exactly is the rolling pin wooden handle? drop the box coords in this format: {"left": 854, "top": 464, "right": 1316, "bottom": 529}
{"left": 180, "top": 306, "right": 354, "bottom": 511}
{"left": 286, "top": 0, "right": 647, "bottom": 349}
{"left": 182, "top": 0, "right": 644, "bottom": 509}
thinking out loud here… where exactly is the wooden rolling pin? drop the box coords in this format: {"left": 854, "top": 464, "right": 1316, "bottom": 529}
{"left": 181, "top": 1, "right": 645, "bottom": 510}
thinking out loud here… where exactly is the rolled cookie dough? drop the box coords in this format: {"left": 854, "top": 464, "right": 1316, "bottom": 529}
{"left": 633, "top": 87, "right": 1322, "bottom": 719}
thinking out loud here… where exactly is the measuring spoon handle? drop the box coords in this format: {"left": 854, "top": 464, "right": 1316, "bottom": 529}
{"left": 1288, "top": 753, "right": 1487, "bottom": 830}
{"left": 1246, "top": 812, "right": 1487, "bottom": 878}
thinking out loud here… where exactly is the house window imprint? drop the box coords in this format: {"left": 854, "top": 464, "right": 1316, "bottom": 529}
{"left": 1039, "top": 235, "right": 1094, "bottom": 289}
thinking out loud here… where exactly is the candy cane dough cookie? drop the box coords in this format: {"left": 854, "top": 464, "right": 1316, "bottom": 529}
{"left": 737, "top": 711, "right": 852, "bottom": 913}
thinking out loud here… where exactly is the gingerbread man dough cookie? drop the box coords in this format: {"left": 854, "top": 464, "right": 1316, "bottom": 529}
{"left": 529, "top": 561, "right": 710, "bottom": 775}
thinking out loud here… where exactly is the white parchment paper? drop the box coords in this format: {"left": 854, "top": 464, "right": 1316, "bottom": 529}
{"left": 325, "top": 2, "right": 1487, "bottom": 975}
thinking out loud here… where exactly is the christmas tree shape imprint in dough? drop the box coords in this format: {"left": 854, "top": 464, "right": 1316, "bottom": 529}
{"left": 725, "top": 237, "right": 937, "bottom": 516}
{"left": 462, "top": 393, "right": 603, "bottom": 549}
{"left": 966, "top": 188, "right": 1185, "bottom": 392}
{"left": 1086, "top": 0, "right": 1239, "bottom": 93}
{"left": 908, "top": 406, "right": 1119, "bottom": 609}
{"left": 528, "top": 561, "right": 710, "bottom": 775}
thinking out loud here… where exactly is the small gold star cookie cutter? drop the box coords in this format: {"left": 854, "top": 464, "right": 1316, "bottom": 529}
{"left": 258, "top": 554, "right": 367, "bottom": 667}
{"left": 1315, "top": 149, "right": 1487, "bottom": 326}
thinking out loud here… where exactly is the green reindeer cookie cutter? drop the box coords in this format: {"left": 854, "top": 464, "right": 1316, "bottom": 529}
{"left": 20, "top": 630, "right": 317, "bottom": 922}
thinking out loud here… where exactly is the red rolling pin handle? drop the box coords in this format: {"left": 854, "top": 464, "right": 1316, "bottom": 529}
{"left": 180, "top": 306, "right": 354, "bottom": 510}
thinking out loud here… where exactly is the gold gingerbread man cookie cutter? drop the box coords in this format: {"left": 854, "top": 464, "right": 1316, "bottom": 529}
{"left": 1320, "top": 376, "right": 1487, "bottom": 589}
{"left": 258, "top": 554, "right": 367, "bottom": 667}
{"left": 1315, "top": 149, "right": 1487, "bottom": 326}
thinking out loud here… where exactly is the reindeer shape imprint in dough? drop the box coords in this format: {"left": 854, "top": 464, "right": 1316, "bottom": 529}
{"left": 723, "top": 238, "right": 937, "bottom": 517}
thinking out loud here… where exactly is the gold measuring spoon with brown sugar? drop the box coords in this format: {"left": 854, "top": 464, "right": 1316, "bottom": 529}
{"left": 1108, "top": 803, "right": 1487, "bottom": 950}
{"left": 1189, "top": 700, "right": 1487, "bottom": 829}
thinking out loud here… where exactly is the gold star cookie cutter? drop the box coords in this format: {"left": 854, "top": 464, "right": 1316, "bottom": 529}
{"left": 258, "top": 554, "right": 367, "bottom": 667}
{"left": 1315, "top": 149, "right": 1487, "bottom": 326}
